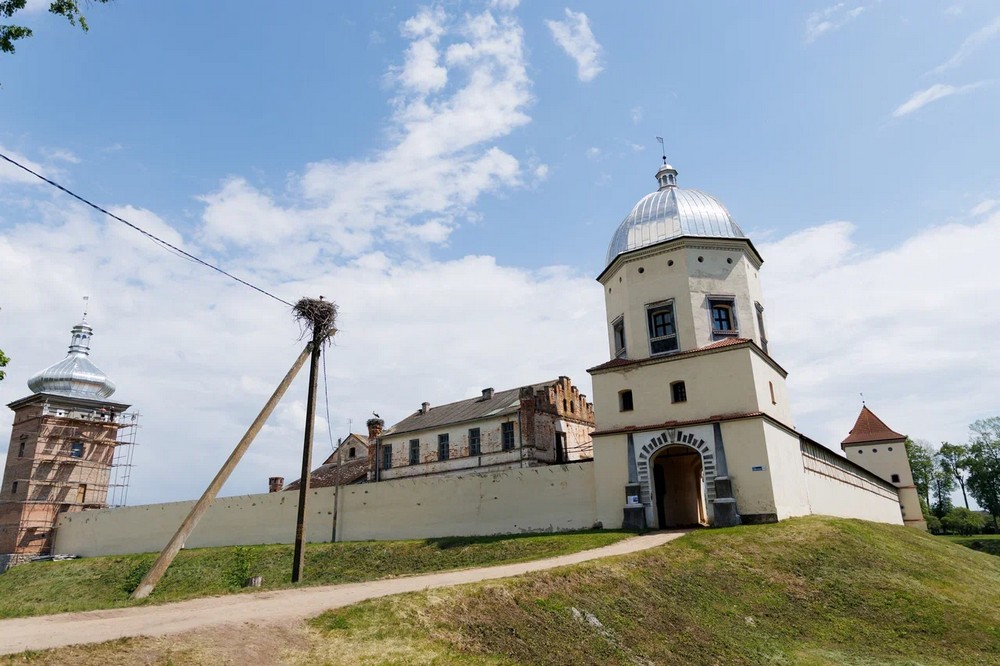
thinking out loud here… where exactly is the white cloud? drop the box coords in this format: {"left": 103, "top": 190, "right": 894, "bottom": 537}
{"left": 930, "top": 17, "right": 1000, "bottom": 74}
{"left": 892, "top": 81, "right": 989, "bottom": 117}
{"left": 586, "top": 146, "right": 601, "bottom": 160}
{"left": 760, "top": 208, "right": 1000, "bottom": 447}
{"left": 546, "top": 9, "right": 604, "bottom": 82}
{"left": 630, "top": 106, "right": 643, "bottom": 124}
{"left": 197, "top": 6, "right": 531, "bottom": 262}
{"left": 971, "top": 199, "right": 996, "bottom": 216}
{"left": 804, "top": 2, "right": 869, "bottom": 44}
{"left": 0, "top": 146, "right": 51, "bottom": 185}
{"left": 490, "top": 0, "right": 520, "bottom": 10}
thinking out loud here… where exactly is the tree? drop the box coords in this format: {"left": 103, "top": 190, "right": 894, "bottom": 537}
{"left": 1, "top": 1, "right": 111, "bottom": 55}
{"left": 906, "top": 438, "right": 934, "bottom": 509}
{"left": 0, "top": 347, "right": 8, "bottom": 381}
{"left": 930, "top": 449, "right": 955, "bottom": 519}
{"left": 938, "top": 441, "right": 971, "bottom": 510}
{"left": 966, "top": 418, "right": 1000, "bottom": 531}
{"left": 941, "top": 507, "right": 986, "bottom": 536}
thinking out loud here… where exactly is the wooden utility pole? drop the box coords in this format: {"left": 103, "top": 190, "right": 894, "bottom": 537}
{"left": 331, "top": 428, "right": 342, "bottom": 542}
{"left": 291, "top": 331, "right": 321, "bottom": 582}
{"left": 131, "top": 345, "right": 311, "bottom": 600}
{"left": 290, "top": 296, "right": 338, "bottom": 584}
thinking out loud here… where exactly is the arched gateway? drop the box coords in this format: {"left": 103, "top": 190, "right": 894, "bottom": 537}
{"left": 635, "top": 429, "right": 715, "bottom": 528}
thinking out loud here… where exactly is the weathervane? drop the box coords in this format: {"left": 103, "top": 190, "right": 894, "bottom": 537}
{"left": 656, "top": 136, "right": 667, "bottom": 165}
{"left": 82, "top": 295, "right": 89, "bottom": 322}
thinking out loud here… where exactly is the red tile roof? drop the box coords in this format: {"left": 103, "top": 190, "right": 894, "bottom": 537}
{"left": 841, "top": 406, "right": 906, "bottom": 447}
{"left": 592, "top": 411, "right": 764, "bottom": 436}
{"left": 587, "top": 338, "right": 754, "bottom": 373}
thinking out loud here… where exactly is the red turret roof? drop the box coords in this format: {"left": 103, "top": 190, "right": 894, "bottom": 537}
{"left": 841, "top": 406, "right": 906, "bottom": 447}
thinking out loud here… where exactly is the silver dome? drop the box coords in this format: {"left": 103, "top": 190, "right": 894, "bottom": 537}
{"left": 606, "top": 164, "right": 746, "bottom": 266}
{"left": 27, "top": 321, "right": 117, "bottom": 399}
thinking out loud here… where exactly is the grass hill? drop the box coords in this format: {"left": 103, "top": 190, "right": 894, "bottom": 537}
{"left": 0, "top": 530, "right": 629, "bottom": 619}
{"left": 4, "top": 517, "right": 999, "bottom": 665}
{"left": 307, "top": 517, "right": 1000, "bottom": 665}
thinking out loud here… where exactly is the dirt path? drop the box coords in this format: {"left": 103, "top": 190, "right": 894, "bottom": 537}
{"left": 0, "top": 531, "right": 685, "bottom": 656}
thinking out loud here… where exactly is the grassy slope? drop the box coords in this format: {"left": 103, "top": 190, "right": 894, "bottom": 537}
{"left": 0, "top": 530, "right": 630, "bottom": 619}
{"left": 308, "top": 517, "right": 1000, "bottom": 666}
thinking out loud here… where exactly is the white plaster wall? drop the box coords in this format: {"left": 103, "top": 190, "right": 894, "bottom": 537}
{"left": 53, "top": 464, "right": 597, "bottom": 557}
{"left": 54, "top": 488, "right": 334, "bottom": 556}
{"left": 761, "top": 422, "right": 811, "bottom": 520}
{"left": 718, "top": 418, "right": 778, "bottom": 517}
{"left": 601, "top": 238, "right": 764, "bottom": 361}
{"left": 801, "top": 443, "right": 903, "bottom": 525}
{"left": 337, "top": 463, "right": 596, "bottom": 541}
{"left": 591, "top": 347, "right": 763, "bottom": 432}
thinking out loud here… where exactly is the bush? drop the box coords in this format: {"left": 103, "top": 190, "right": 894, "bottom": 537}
{"left": 225, "top": 546, "right": 256, "bottom": 588}
{"left": 941, "top": 508, "right": 986, "bottom": 536}
{"left": 925, "top": 515, "right": 942, "bottom": 534}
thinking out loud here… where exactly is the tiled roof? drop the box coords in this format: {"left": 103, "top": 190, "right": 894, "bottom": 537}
{"left": 587, "top": 338, "right": 753, "bottom": 373}
{"left": 283, "top": 456, "right": 368, "bottom": 491}
{"left": 385, "top": 381, "right": 557, "bottom": 437}
{"left": 841, "top": 406, "right": 906, "bottom": 447}
{"left": 592, "top": 411, "right": 764, "bottom": 436}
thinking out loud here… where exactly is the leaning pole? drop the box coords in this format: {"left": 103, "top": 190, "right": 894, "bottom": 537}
{"left": 130, "top": 344, "right": 312, "bottom": 600}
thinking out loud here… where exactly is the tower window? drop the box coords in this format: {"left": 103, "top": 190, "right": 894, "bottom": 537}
{"left": 469, "top": 427, "right": 481, "bottom": 456}
{"left": 438, "top": 434, "right": 450, "bottom": 461}
{"left": 647, "top": 301, "right": 678, "bottom": 354}
{"left": 70, "top": 441, "right": 84, "bottom": 458}
{"left": 18, "top": 442, "right": 25, "bottom": 457}
{"left": 671, "top": 381, "right": 687, "bottom": 403}
{"left": 891, "top": 474, "right": 900, "bottom": 483}
{"left": 612, "top": 317, "right": 626, "bottom": 357}
{"left": 769, "top": 381, "right": 777, "bottom": 405}
{"left": 619, "top": 390, "right": 634, "bottom": 412}
{"left": 501, "top": 422, "right": 516, "bottom": 451}
{"left": 349, "top": 447, "right": 356, "bottom": 458}
{"left": 755, "top": 302, "right": 768, "bottom": 354}
{"left": 381, "top": 444, "right": 393, "bottom": 470}
{"left": 11, "top": 482, "right": 17, "bottom": 495}
{"left": 409, "top": 439, "right": 420, "bottom": 465}
{"left": 708, "top": 297, "right": 738, "bottom": 338}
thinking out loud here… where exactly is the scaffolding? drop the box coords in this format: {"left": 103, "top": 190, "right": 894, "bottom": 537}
{"left": 0, "top": 409, "right": 140, "bottom": 556}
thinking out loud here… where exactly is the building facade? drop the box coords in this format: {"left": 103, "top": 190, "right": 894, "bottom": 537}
{"left": 588, "top": 160, "right": 902, "bottom": 530}
{"left": 842, "top": 406, "right": 926, "bottom": 530}
{"left": 371, "top": 377, "right": 594, "bottom": 481}
{"left": 0, "top": 320, "right": 136, "bottom": 570}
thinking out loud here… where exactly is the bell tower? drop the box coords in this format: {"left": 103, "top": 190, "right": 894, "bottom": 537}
{"left": 589, "top": 160, "right": 808, "bottom": 531}
{"left": 0, "top": 318, "right": 135, "bottom": 570}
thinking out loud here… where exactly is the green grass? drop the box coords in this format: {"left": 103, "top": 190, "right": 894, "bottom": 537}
{"left": 310, "top": 517, "right": 1000, "bottom": 665}
{"left": 0, "top": 529, "right": 631, "bottom": 619}
{"left": 946, "top": 533, "right": 1000, "bottom": 557}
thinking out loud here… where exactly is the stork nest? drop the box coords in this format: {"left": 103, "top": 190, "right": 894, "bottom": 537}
{"left": 293, "top": 297, "right": 338, "bottom": 346}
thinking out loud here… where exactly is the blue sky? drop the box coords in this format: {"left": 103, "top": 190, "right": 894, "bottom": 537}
{"left": 1, "top": 1, "right": 998, "bottom": 504}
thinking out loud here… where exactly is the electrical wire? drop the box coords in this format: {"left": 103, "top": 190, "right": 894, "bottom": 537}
{"left": 322, "top": 346, "right": 337, "bottom": 453}
{"left": 0, "top": 151, "right": 294, "bottom": 308}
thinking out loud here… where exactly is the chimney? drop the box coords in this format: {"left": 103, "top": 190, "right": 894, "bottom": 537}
{"left": 366, "top": 417, "right": 385, "bottom": 483}
{"left": 421, "top": 402, "right": 430, "bottom": 414}
{"left": 268, "top": 476, "right": 284, "bottom": 493}
{"left": 482, "top": 388, "right": 494, "bottom": 400}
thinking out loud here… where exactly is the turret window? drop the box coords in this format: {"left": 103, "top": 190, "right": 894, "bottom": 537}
{"left": 709, "top": 297, "right": 738, "bottom": 338}
{"left": 671, "top": 381, "right": 687, "bottom": 403}
{"left": 647, "top": 301, "right": 678, "bottom": 354}
{"left": 755, "top": 302, "right": 768, "bottom": 354}
{"left": 70, "top": 441, "right": 84, "bottom": 458}
{"left": 612, "top": 316, "right": 626, "bottom": 357}
{"left": 619, "top": 390, "right": 634, "bottom": 411}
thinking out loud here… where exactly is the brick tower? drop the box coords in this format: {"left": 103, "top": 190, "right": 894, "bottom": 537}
{"left": 0, "top": 318, "right": 134, "bottom": 569}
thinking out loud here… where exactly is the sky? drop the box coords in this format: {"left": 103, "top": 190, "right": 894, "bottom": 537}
{"left": 1, "top": 1, "right": 998, "bottom": 506}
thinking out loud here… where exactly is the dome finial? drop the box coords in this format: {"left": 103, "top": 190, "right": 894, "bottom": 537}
{"left": 81, "top": 295, "right": 89, "bottom": 322}
{"left": 654, "top": 137, "right": 678, "bottom": 190}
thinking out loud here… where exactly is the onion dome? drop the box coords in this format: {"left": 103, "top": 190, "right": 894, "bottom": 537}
{"left": 606, "top": 162, "right": 747, "bottom": 266}
{"left": 27, "top": 321, "right": 117, "bottom": 399}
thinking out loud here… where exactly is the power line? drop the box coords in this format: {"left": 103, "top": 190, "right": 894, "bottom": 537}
{"left": 0, "top": 151, "right": 294, "bottom": 308}
{"left": 322, "top": 346, "right": 337, "bottom": 454}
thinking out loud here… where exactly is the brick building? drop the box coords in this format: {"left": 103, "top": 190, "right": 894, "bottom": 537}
{"left": 0, "top": 319, "right": 136, "bottom": 570}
